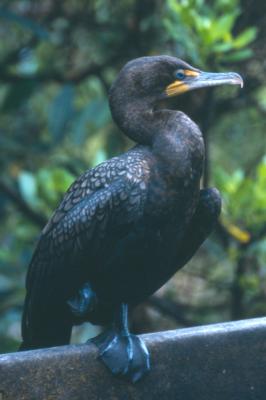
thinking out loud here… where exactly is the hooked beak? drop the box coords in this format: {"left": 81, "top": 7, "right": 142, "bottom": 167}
{"left": 166, "top": 70, "right": 243, "bottom": 97}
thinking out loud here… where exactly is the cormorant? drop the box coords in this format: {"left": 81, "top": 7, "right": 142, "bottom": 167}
{"left": 20, "top": 56, "right": 243, "bottom": 382}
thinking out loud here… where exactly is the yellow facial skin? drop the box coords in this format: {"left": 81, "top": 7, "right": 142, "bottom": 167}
{"left": 165, "top": 68, "right": 243, "bottom": 97}
{"left": 184, "top": 70, "right": 200, "bottom": 77}
{"left": 166, "top": 69, "right": 200, "bottom": 97}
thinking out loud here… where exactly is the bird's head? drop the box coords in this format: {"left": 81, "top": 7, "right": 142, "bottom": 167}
{"left": 109, "top": 55, "right": 243, "bottom": 143}
{"left": 111, "top": 55, "right": 243, "bottom": 103}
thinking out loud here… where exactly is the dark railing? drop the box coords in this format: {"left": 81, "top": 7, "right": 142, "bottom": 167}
{"left": 0, "top": 317, "right": 266, "bottom": 399}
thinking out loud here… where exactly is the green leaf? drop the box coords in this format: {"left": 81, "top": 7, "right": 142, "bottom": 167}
{"left": 211, "top": 13, "right": 238, "bottom": 41}
{"left": 50, "top": 168, "right": 75, "bottom": 193}
{"left": 222, "top": 48, "right": 253, "bottom": 62}
{"left": 73, "top": 99, "right": 110, "bottom": 144}
{"left": 233, "top": 27, "right": 257, "bottom": 49}
{"left": 18, "top": 171, "right": 38, "bottom": 207}
{"left": 212, "top": 42, "right": 234, "bottom": 53}
{"left": 49, "top": 84, "right": 75, "bottom": 143}
{"left": 36, "top": 167, "right": 75, "bottom": 208}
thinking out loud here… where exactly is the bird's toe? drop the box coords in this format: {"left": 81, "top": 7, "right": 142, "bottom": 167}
{"left": 91, "top": 329, "right": 150, "bottom": 383}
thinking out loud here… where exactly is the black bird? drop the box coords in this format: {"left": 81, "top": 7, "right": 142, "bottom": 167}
{"left": 20, "top": 56, "right": 243, "bottom": 382}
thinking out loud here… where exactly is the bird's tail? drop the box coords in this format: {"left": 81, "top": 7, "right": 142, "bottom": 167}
{"left": 19, "top": 340, "right": 36, "bottom": 351}
{"left": 19, "top": 291, "right": 73, "bottom": 351}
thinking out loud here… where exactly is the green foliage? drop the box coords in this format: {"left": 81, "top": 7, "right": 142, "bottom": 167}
{"left": 0, "top": 0, "right": 265, "bottom": 353}
{"left": 0, "top": 7, "right": 49, "bottom": 39}
{"left": 164, "top": 0, "right": 257, "bottom": 67}
{"left": 18, "top": 167, "right": 75, "bottom": 216}
{"left": 215, "top": 156, "right": 266, "bottom": 228}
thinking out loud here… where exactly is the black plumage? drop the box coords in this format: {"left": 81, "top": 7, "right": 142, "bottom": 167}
{"left": 20, "top": 56, "right": 243, "bottom": 382}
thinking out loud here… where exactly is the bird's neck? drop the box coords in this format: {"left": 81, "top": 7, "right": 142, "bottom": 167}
{"left": 110, "top": 94, "right": 203, "bottom": 159}
{"left": 110, "top": 96, "right": 157, "bottom": 144}
{"left": 151, "top": 109, "right": 204, "bottom": 177}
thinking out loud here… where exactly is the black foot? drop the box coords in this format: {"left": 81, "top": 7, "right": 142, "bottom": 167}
{"left": 67, "top": 282, "right": 97, "bottom": 317}
{"left": 91, "top": 328, "right": 150, "bottom": 383}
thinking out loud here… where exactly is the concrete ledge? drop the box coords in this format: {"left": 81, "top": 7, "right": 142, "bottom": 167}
{"left": 0, "top": 318, "right": 266, "bottom": 399}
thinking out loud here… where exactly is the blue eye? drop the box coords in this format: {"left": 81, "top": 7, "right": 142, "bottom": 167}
{"left": 176, "top": 69, "right": 185, "bottom": 80}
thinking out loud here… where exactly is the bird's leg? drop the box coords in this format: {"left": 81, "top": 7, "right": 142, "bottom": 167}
{"left": 67, "top": 282, "right": 97, "bottom": 318}
{"left": 91, "top": 303, "right": 150, "bottom": 383}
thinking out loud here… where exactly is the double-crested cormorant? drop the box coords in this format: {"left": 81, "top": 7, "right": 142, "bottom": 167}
{"left": 20, "top": 56, "right": 243, "bottom": 382}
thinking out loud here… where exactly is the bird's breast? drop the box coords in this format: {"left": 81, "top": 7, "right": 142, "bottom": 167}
{"left": 146, "top": 130, "right": 204, "bottom": 222}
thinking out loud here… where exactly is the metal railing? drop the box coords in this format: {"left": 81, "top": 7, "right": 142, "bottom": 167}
{"left": 0, "top": 317, "right": 266, "bottom": 399}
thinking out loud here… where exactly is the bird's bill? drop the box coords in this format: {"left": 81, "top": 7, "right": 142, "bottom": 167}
{"left": 166, "top": 70, "right": 243, "bottom": 97}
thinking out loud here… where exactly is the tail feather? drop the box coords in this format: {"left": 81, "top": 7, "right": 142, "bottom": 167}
{"left": 20, "top": 290, "right": 73, "bottom": 351}
{"left": 20, "top": 243, "right": 75, "bottom": 351}
{"left": 20, "top": 314, "right": 72, "bottom": 351}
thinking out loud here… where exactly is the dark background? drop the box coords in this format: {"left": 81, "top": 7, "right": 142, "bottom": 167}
{"left": 0, "top": 0, "right": 265, "bottom": 352}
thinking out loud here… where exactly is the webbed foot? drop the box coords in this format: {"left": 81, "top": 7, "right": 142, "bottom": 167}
{"left": 92, "top": 328, "right": 150, "bottom": 383}
{"left": 91, "top": 304, "right": 150, "bottom": 383}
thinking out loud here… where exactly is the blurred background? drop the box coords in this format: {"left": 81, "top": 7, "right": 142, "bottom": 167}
{"left": 0, "top": 0, "right": 265, "bottom": 352}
